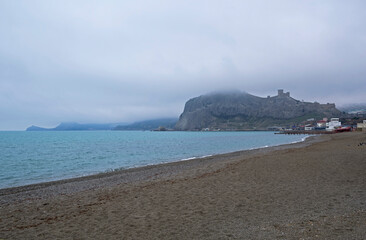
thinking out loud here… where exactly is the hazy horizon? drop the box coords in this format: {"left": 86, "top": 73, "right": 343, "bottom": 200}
{"left": 1, "top": 1, "right": 366, "bottom": 130}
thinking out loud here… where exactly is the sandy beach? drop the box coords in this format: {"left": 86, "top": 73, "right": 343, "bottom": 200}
{"left": 0, "top": 131, "right": 365, "bottom": 239}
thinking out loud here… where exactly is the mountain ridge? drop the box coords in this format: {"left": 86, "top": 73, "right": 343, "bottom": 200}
{"left": 26, "top": 122, "right": 126, "bottom": 131}
{"left": 26, "top": 118, "right": 178, "bottom": 131}
{"left": 113, "top": 118, "right": 178, "bottom": 131}
{"left": 175, "top": 90, "right": 343, "bottom": 131}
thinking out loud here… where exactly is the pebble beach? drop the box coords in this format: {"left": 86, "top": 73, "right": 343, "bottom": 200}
{"left": 1, "top": 132, "right": 365, "bottom": 239}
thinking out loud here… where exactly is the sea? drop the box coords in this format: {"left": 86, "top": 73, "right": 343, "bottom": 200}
{"left": 0, "top": 131, "right": 307, "bottom": 189}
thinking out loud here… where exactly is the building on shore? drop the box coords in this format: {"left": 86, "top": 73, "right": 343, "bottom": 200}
{"left": 326, "top": 118, "right": 341, "bottom": 131}
{"left": 315, "top": 120, "right": 327, "bottom": 130}
{"left": 357, "top": 120, "right": 366, "bottom": 131}
{"left": 305, "top": 124, "right": 315, "bottom": 131}
{"left": 268, "top": 126, "right": 284, "bottom": 131}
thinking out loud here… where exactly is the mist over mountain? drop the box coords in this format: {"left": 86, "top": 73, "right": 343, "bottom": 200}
{"left": 113, "top": 118, "right": 178, "bottom": 131}
{"left": 25, "top": 90, "right": 364, "bottom": 132}
{"left": 26, "top": 122, "right": 127, "bottom": 131}
{"left": 338, "top": 103, "right": 366, "bottom": 114}
{"left": 27, "top": 119, "right": 179, "bottom": 131}
{"left": 175, "top": 90, "right": 343, "bottom": 131}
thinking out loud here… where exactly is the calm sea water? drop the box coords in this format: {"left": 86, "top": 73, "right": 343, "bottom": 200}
{"left": 0, "top": 131, "right": 306, "bottom": 189}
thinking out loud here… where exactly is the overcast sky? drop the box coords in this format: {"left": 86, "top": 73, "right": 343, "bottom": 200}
{"left": 1, "top": 0, "right": 366, "bottom": 130}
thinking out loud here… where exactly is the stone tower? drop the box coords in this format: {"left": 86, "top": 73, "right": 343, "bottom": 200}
{"left": 278, "top": 89, "right": 290, "bottom": 97}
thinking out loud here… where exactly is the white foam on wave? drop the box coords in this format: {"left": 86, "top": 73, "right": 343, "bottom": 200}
{"left": 181, "top": 155, "right": 213, "bottom": 161}
{"left": 290, "top": 135, "right": 312, "bottom": 144}
{"left": 181, "top": 157, "right": 197, "bottom": 161}
{"left": 244, "top": 134, "right": 310, "bottom": 153}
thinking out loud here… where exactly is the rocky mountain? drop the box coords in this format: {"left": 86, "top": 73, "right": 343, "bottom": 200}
{"left": 175, "top": 90, "right": 343, "bottom": 131}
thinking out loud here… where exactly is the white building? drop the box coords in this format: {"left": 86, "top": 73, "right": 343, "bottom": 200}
{"left": 326, "top": 118, "right": 341, "bottom": 131}
{"left": 305, "top": 124, "right": 315, "bottom": 131}
{"left": 357, "top": 120, "right": 366, "bottom": 131}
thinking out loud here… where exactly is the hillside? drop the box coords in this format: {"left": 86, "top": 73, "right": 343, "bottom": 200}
{"left": 338, "top": 103, "right": 366, "bottom": 115}
{"left": 175, "top": 90, "right": 343, "bottom": 131}
{"left": 113, "top": 118, "right": 178, "bottom": 131}
{"left": 26, "top": 122, "right": 125, "bottom": 131}
{"left": 26, "top": 119, "right": 178, "bottom": 131}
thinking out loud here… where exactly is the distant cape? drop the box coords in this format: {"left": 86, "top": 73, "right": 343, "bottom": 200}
{"left": 26, "top": 118, "right": 178, "bottom": 131}
{"left": 175, "top": 90, "right": 343, "bottom": 131}
{"left": 26, "top": 122, "right": 125, "bottom": 131}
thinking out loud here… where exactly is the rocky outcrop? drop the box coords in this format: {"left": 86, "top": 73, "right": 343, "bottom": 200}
{"left": 175, "top": 90, "right": 343, "bottom": 131}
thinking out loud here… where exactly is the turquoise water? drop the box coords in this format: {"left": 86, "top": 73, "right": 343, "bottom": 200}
{"left": 0, "top": 131, "right": 306, "bottom": 189}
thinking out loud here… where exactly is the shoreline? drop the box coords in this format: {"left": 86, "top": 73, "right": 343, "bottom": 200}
{"left": 0, "top": 134, "right": 319, "bottom": 203}
{"left": 0, "top": 131, "right": 307, "bottom": 191}
{"left": 1, "top": 132, "right": 365, "bottom": 239}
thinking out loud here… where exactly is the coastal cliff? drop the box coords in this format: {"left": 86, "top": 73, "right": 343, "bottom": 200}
{"left": 175, "top": 90, "right": 342, "bottom": 131}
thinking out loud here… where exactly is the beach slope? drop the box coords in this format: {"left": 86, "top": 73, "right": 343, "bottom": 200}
{"left": 1, "top": 132, "right": 365, "bottom": 239}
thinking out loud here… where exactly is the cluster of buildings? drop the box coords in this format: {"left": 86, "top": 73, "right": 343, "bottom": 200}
{"left": 302, "top": 118, "right": 341, "bottom": 131}
{"left": 290, "top": 118, "right": 366, "bottom": 132}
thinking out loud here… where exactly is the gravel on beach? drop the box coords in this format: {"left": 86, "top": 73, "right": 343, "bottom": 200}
{"left": 1, "top": 132, "right": 365, "bottom": 239}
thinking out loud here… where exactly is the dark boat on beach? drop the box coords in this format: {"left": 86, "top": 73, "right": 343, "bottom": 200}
{"left": 335, "top": 126, "right": 352, "bottom": 132}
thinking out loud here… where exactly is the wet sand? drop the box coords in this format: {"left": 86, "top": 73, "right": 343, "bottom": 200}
{"left": 0, "top": 132, "right": 365, "bottom": 239}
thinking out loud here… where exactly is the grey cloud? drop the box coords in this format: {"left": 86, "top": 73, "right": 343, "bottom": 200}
{"left": 0, "top": 0, "right": 366, "bottom": 130}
